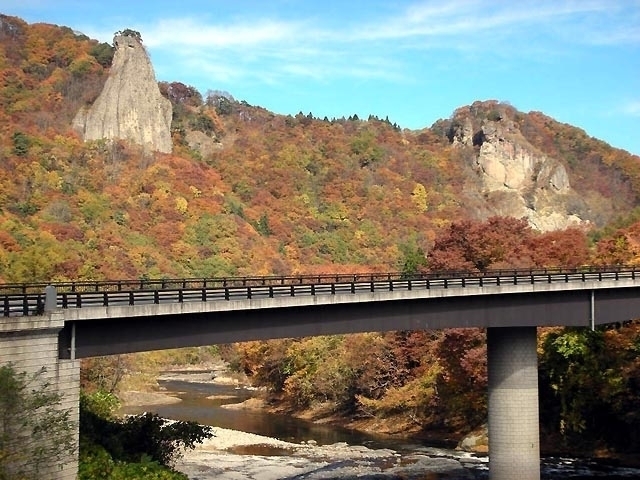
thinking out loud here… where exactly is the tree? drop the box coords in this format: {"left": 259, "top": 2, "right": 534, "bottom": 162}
{"left": 114, "top": 29, "right": 142, "bottom": 43}
{"left": 80, "top": 396, "right": 212, "bottom": 468}
{"left": 0, "top": 364, "right": 76, "bottom": 479}
{"left": 427, "top": 216, "right": 533, "bottom": 273}
{"left": 11, "top": 131, "right": 30, "bottom": 156}
{"left": 398, "top": 242, "right": 427, "bottom": 277}
{"left": 89, "top": 42, "right": 115, "bottom": 67}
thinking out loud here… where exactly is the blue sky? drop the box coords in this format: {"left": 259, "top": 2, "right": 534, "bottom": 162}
{"left": 2, "top": 0, "right": 639, "bottom": 154}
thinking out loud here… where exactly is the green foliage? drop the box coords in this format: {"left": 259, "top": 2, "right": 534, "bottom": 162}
{"left": 114, "top": 29, "right": 142, "bottom": 43}
{"left": 79, "top": 444, "right": 188, "bottom": 480}
{"left": 11, "top": 131, "right": 30, "bottom": 156}
{"left": 350, "top": 129, "right": 385, "bottom": 167}
{"left": 222, "top": 196, "right": 245, "bottom": 218}
{"left": 90, "top": 42, "right": 115, "bottom": 67}
{"left": 81, "top": 390, "right": 121, "bottom": 419}
{"left": 189, "top": 113, "right": 215, "bottom": 136}
{"left": 486, "top": 109, "right": 502, "bottom": 121}
{"left": 81, "top": 410, "right": 212, "bottom": 466}
{"left": 539, "top": 325, "right": 640, "bottom": 451}
{"left": 214, "top": 96, "right": 233, "bottom": 115}
{"left": 254, "top": 212, "right": 272, "bottom": 236}
{"left": 398, "top": 242, "right": 427, "bottom": 278}
{"left": 0, "top": 364, "right": 76, "bottom": 479}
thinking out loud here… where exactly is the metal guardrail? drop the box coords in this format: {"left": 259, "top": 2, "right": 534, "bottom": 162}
{"left": 1, "top": 266, "right": 638, "bottom": 317}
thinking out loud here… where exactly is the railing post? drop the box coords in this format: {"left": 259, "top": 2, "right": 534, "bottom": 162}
{"left": 3, "top": 297, "right": 8, "bottom": 316}
{"left": 311, "top": 284, "right": 315, "bottom": 296}
{"left": 45, "top": 285, "right": 57, "bottom": 312}
{"left": 129, "top": 291, "right": 134, "bottom": 306}
{"left": 247, "top": 287, "right": 252, "bottom": 300}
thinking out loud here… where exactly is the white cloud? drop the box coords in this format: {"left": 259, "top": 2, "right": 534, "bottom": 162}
{"left": 622, "top": 101, "right": 640, "bottom": 117}
{"left": 82, "top": 0, "right": 639, "bottom": 90}
{"left": 144, "top": 18, "right": 307, "bottom": 49}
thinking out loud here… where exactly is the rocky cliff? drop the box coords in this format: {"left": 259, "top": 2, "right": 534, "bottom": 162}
{"left": 73, "top": 34, "right": 172, "bottom": 153}
{"left": 445, "top": 102, "right": 587, "bottom": 232}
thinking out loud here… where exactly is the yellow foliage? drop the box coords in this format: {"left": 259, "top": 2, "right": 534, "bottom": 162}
{"left": 411, "top": 183, "right": 428, "bottom": 212}
{"left": 175, "top": 196, "right": 188, "bottom": 215}
{"left": 189, "top": 185, "right": 202, "bottom": 198}
{"left": 357, "top": 363, "right": 441, "bottom": 417}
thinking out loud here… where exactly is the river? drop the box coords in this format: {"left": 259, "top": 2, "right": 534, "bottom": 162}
{"left": 120, "top": 370, "right": 640, "bottom": 479}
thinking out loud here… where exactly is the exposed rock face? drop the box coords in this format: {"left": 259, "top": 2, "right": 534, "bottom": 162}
{"left": 73, "top": 34, "right": 172, "bottom": 153}
{"left": 447, "top": 102, "right": 586, "bottom": 232}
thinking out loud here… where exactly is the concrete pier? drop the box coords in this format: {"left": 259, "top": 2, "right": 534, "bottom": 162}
{"left": 0, "top": 312, "right": 80, "bottom": 479}
{"left": 487, "top": 326, "right": 540, "bottom": 480}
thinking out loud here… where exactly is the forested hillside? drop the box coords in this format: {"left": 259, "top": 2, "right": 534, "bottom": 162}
{"left": 3, "top": 14, "right": 640, "bottom": 283}
{"left": 2, "top": 15, "right": 640, "bottom": 458}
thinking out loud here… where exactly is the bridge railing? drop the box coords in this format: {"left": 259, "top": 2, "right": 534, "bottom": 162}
{"left": 1, "top": 265, "right": 638, "bottom": 316}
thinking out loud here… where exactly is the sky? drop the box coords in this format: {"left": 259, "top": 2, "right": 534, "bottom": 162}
{"left": 1, "top": 0, "right": 639, "bottom": 155}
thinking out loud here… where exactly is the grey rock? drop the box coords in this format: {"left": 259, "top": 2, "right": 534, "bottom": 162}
{"left": 73, "top": 34, "right": 172, "bottom": 153}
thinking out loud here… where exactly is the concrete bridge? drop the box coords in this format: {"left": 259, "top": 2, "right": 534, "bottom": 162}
{"left": 2, "top": 268, "right": 640, "bottom": 480}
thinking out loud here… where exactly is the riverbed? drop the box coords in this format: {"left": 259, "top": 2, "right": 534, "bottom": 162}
{"left": 119, "top": 369, "right": 640, "bottom": 479}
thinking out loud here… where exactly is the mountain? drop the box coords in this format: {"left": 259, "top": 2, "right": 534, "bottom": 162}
{"left": 1, "top": 14, "right": 640, "bottom": 283}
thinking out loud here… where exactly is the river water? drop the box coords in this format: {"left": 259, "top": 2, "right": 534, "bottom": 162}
{"left": 120, "top": 372, "right": 640, "bottom": 479}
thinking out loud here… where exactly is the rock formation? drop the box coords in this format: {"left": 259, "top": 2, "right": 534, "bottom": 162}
{"left": 73, "top": 34, "right": 172, "bottom": 153}
{"left": 445, "top": 102, "right": 587, "bottom": 232}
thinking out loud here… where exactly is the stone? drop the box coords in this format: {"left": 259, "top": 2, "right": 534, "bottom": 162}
{"left": 73, "top": 34, "right": 172, "bottom": 153}
{"left": 446, "top": 102, "right": 589, "bottom": 232}
{"left": 457, "top": 423, "right": 488, "bottom": 452}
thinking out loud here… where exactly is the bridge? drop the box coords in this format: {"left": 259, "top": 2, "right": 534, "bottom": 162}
{"left": 2, "top": 266, "right": 640, "bottom": 480}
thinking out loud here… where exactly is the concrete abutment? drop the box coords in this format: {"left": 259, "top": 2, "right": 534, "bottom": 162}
{"left": 0, "top": 312, "right": 79, "bottom": 480}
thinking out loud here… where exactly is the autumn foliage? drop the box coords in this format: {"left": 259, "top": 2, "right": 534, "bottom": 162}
{"left": 2, "top": 15, "right": 640, "bottom": 455}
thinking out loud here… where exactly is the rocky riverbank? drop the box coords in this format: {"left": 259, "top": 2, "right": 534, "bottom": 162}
{"left": 174, "top": 425, "right": 486, "bottom": 479}
{"left": 119, "top": 365, "right": 487, "bottom": 479}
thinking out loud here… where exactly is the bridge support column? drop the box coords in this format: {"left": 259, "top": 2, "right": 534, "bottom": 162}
{"left": 0, "top": 311, "right": 80, "bottom": 479}
{"left": 487, "top": 326, "right": 540, "bottom": 480}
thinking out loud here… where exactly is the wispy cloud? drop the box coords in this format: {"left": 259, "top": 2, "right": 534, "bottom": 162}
{"left": 144, "top": 18, "right": 307, "bottom": 49}
{"left": 622, "top": 101, "right": 640, "bottom": 117}
{"left": 83, "top": 0, "right": 639, "bottom": 89}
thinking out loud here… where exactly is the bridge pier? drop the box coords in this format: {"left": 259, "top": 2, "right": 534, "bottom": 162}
{"left": 0, "top": 311, "right": 80, "bottom": 479}
{"left": 487, "top": 326, "right": 540, "bottom": 480}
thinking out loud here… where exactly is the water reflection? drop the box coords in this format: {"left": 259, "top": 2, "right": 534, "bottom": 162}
{"left": 121, "top": 378, "right": 391, "bottom": 448}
